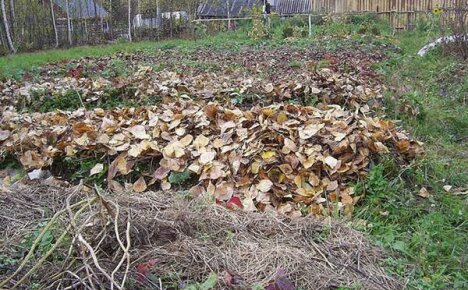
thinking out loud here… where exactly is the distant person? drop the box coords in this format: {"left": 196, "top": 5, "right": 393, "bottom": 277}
{"left": 264, "top": 1, "right": 271, "bottom": 14}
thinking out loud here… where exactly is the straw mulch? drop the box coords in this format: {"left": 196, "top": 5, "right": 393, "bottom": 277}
{"left": 0, "top": 183, "right": 403, "bottom": 290}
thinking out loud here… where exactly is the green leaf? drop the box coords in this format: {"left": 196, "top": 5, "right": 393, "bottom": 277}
{"left": 199, "top": 273, "right": 218, "bottom": 290}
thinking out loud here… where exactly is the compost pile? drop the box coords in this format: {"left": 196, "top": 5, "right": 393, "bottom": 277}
{"left": 0, "top": 184, "right": 403, "bottom": 289}
{"left": 0, "top": 46, "right": 423, "bottom": 217}
{"left": 1, "top": 101, "right": 422, "bottom": 216}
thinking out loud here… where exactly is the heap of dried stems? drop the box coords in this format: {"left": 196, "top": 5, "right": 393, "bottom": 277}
{"left": 0, "top": 183, "right": 404, "bottom": 289}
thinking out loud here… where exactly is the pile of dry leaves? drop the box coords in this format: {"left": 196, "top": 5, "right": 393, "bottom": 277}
{"left": 0, "top": 99, "right": 422, "bottom": 216}
{"left": 1, "top": 48, "right": 384, "bottom": 111}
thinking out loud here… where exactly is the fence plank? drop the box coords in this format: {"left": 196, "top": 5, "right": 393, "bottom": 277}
{"left": 302, "top": 0, "right": 466, "bottom": 28}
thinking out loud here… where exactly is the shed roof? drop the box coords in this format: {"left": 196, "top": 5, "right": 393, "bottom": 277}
{"left": 277, "top": 0, "right": 311, "bottom": 15}
{"left": 197, "top": 0, "right": 261, "bottom": 18}
{"left": 53, "top": 0, "right": 108, "bottom": 19}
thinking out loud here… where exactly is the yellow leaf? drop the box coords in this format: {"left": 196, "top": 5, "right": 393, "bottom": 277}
{"left": 262, "top": 108, "right": 275, "bottom": 117}
{"left": 261, "top": 150, "right": 276, "bottom": 160}
{"left": 251, "top": 161, "right": 261, "bottom": 174}
{"left": 277, "top": 112, "right": 288, "bottom": 124}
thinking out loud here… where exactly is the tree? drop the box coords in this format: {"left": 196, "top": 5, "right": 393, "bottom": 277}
{"left": 65, "top": 0, "right": 72, "bottom": 46}
{"left": 1, "top": 0, "right": 15, "bottom": 53}
{"left": 50, "top": 0, "right": 59, "bottom": 47}
{"left": 128, "top": 0, "right": 132, "bottom": 41}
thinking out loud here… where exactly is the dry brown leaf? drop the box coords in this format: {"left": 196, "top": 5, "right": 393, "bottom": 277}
{"left": 0, "top": 129, "right": 10, "bottom": 141}
{"left": 127, "top": 125, "right": 150, "bottom": 139}
{"left": 133, "top": 176, "right": 147, "bottom": 193}
{"left": 299, "top": 123, "right": 324, "bottom": 139}
{"left": 324, "top": 156, "right": 338, "bottom": 169}
{"left": 257, "top": 179, "right": 273, "bottom": 192}
{"left": 418, "top": 187, "right": 431, "bottom": 198}
{"left": 90, "top": 163, "right": 104, "bottom": 176}
{"left": 199, "top": 151, "right": 216, "bottom": 165}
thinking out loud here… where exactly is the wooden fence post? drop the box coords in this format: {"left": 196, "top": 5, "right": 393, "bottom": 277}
{"left": 308, "top": 14, "right": 312, "bottom": 37}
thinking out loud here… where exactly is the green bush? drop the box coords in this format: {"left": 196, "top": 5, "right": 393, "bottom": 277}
{"left": 347, "top": 13, "right": 378, "bottom": 25}
{"left": 282, "top": 26, "right": 294, "bottom": 38}
{"left": 248, "top": 6, "right": 271, "bottom": 41}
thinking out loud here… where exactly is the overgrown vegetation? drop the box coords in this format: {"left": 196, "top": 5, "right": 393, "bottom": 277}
{"left": 355, "top": 21, "right": 467, "bottom": 289}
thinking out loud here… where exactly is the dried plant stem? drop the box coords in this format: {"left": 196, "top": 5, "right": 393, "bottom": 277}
{"left": 0, "top": 198, "right": 95, "bottom": 289}
{"left": 78, "top": 234, "right": 122, "bottom": 290}
{"left": 110, "top": 201, "right": 131, "bottom": 289}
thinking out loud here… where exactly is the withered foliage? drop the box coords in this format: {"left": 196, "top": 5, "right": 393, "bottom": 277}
{"left": 0, "top": 46, "right": 422, "bottom": 216}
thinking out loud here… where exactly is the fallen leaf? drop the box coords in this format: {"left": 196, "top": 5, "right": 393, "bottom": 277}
{"left": 299, "top": 123, "right": 324, "bottom": 139}
{"left": 127, "top": 125, "right": 150, "bottom": 139}
{"left": 418, "top": 187, "right": 430, "bottom": 198}
{"left": 0, "top": 130, "right": 10, "bottom": 141}
{"left": 257, "top": 179, "right": 273, "bottom": 192}
{"left": 90, "top": 163, "right": 104, "bottom": 176}
{"left": 133, "top": 176, "right": 147, "bottom": 193}
{"left": 226, "top": 195, "right": 244, "bottom": 209}
{"left": 324, "top": 156, "right": 338, "bottom": 168}
{"left": 443, "top": 185, "right": 452, "bottom": 192}
{"left": 199, "top": 151, "right": 216, "bottom": 164}
{"left": 261, "top": 151, "right": 276, "bottom": 160}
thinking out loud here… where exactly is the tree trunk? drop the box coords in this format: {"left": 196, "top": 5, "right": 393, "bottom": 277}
{"left": 227, "top": 0, "right": 231, "bottom": 30}
{"left": 109, "top": 0, "right": 113, "bottom": 39}
{"left": 8, "top": 0, "right": 14, "bottom": 27}
{"left": 65, "top": 0, "right": 72, "bottom": 46}
{"left": 169, "top": 2, "right": 173, "bottom": 38}
{"left": 1, "top": 0, "right": 15, "bottom": 53}
{"left": 50, "top": 0, "right": 59, "bottom": 47}
{"left": 128, "top": 0, "right": 132, "bottom": 41}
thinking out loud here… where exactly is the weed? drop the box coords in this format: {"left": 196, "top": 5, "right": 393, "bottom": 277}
{"left": 168, "top": 170, "right": 192, "bottom": 186}
{"left": 184, "top": 272, "right": 218, "bottom": 290}
{"left": 288, "top": 60, "right": 302, "bottom": 68}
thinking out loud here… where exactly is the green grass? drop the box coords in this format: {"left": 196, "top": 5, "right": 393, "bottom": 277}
{"left": 355, "top": 30, "right": 467, "bottom": 289}
{"left": 0, "top": 30, "right": 256, "bottom": 79}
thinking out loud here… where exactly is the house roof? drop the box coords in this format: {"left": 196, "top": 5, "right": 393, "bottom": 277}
{"left": 197, "top": 0, "right": 312, "bottom": 18}
{"left": 53, "top": 0, "right": 108, "bottom": 19}
{"left": 197, "top": 0, "right": 261, "bottom": 18}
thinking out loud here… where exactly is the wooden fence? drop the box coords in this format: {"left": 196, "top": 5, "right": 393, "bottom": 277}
{"left": 307, "top": 0, "right": 467, "bottom": 28}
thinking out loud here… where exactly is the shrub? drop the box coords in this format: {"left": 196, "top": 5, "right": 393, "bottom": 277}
{"left": 441, "top": 2, "right": 467, "bottom": 59}
{"left": 193, "top": 22, "right": 208, "bottom": 39}
{"left": 248, "top": 6, "right": 271, "bottom": 41}
{"left": 348, "top": 13, "right": 378, "bottom": 25}
{"left": 282, "top": 26, "right": 294, "bottom": 38}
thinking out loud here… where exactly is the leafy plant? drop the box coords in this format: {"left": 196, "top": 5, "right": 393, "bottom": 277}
{"left": 184, "top": 272, "right": 218, "bottom": 290}
{"left": 248, "top": 6, "right": 271, "bottom": 41}
{"left": 168, "top": 170, "right": 192, "bottom": 185}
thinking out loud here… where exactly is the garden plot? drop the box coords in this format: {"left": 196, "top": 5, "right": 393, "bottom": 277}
{"left": 1, "top": 47, "right": 385, "bottom": 111}
{"left": 0, "top": 46, "right": 423, "bottom": 217}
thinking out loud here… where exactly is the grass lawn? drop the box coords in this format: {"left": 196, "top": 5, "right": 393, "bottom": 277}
{"left": 355, "top": 31, "right": 467, "bottom": 289}
{"left": 0, "top": 18, "right": 466, "bottom": 289}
